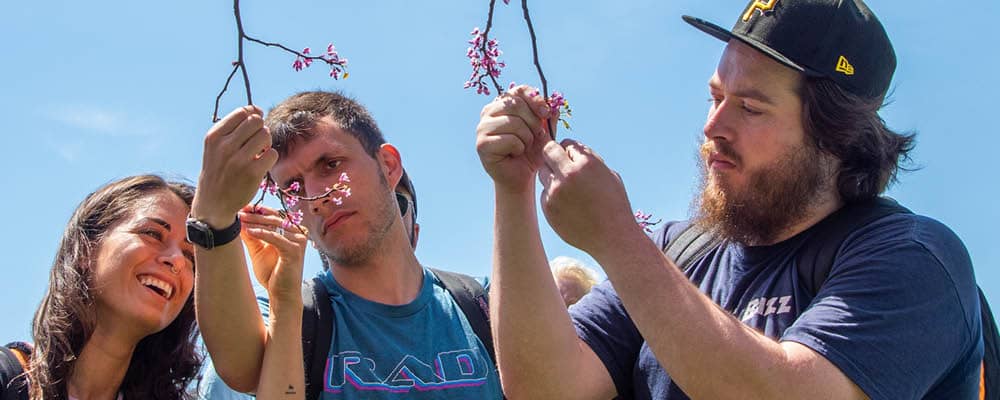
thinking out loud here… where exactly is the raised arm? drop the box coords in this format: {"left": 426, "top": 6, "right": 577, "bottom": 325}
{"left": 536, "top": 139, "right": 867, "bottom": 400}
{"left": 193, "top": 106, "right": 277, "bottom": 392}
{"left": 239, "top": 207, "right": 307, "bottom": 400}
{"left": 475, "top": 86, "right": 616, "bottom": 399}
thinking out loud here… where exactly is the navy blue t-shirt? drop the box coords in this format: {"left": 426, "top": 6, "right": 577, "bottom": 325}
{"left": 570, "top": 212, "right": 984, "bottom": 400}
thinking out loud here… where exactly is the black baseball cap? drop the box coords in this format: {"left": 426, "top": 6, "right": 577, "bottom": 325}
{"left": 683, "top": 0, "right": 895, "bottom": 99}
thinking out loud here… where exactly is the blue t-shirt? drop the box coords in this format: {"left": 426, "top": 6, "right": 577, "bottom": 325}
{"left": 199, "top": 267, "right": 502, "bottom": 400}
{"left": 570, "top": 212, "right": 984, "bottom": 400}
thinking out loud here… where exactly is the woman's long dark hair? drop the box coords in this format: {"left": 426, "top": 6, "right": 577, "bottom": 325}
{"left": 28, "top": 175, "right": 202, "bottom": 399}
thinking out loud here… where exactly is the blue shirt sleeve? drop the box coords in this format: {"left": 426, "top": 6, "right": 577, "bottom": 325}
{"left": 781, "top": 214, "right": 982, "bottom": 400}
{"left": 569, "top": 280, "right": 643, "bottom": 399}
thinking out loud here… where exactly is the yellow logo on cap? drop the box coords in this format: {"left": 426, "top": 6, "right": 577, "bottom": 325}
{"left": 742, "top": 0, "right": 779, "bottom": 21}
{"left": 835, "top": 56, "right": 855, "bottom": 75}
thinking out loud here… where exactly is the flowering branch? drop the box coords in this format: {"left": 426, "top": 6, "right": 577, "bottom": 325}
{"left": 212, "top": 0, "right": 353, "bottom": 230}
{"left": 211, "top": 0, "right": 349, "bottom": 122}
{"left": 635, "top": 209, "right": 662, "bottom": 233}
{"left": 465, "top": 0, "right": 571, "bottom": 137}
{"left": 257, "top": 172, "right": 353, "bottom": 229}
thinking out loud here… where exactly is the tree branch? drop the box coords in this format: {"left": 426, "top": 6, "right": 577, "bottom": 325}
{"left": 520, "top": 0, "right": 555, "bottom": 138}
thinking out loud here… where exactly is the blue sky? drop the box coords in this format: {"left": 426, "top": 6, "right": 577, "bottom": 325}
{"left": 1, "top": 0, "right": 997, "bottom": 342}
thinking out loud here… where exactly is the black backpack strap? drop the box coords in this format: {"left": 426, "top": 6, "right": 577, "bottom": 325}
{"left": 979, "top": 287, "right": 1000, "bottom": 400}
{"left": 794, "top": 197, "right": 911, "bottom": 296}
{"left": 429, "top": 268, "right": 496, "bottom": 369}
{"left": 0, "top": 344, "right": 29, "bottom": 400}
{"left": 663, "top": 223, "right": 724, "bottom": 273}
{"left": 302, "top": 276, "right": 334, "bottom": 400}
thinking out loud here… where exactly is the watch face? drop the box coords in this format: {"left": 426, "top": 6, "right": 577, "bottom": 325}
{"left": 186, "top": 219, "right": 214, "bottom": 249}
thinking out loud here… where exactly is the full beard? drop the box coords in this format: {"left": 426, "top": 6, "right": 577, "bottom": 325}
{"left": 695, "top": 139, "right": 831, "bottom": 246}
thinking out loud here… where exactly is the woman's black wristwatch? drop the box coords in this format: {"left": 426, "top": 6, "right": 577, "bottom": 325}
{"left": 186, "top": 215, "right": 241, "bottom": 250}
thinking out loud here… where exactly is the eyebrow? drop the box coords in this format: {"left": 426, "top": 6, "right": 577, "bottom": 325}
{"left": 281, "top": 153, "right": 340, "bottom": 189}
{"left": 708, "top": 80, "right": 779, "bottom": 106}
{"left": 142, "top": 217, "right": 172, "bottom": 232}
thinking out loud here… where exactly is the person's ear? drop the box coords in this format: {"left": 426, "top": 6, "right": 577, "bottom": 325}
{"left": 377, "top": 143, "right": 403, "bottom": 189}
{"left": 412, "top": 222, "right": 421, "bottom": 248}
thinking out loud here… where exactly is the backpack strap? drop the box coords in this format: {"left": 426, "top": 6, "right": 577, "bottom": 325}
{"left": 793, "top": 197, "right": 911, "bottom": 296}
{"left": 662, "top": 223, "right": 723, "bottom": 274}
{"left": 302, "top": 276, "right": 334, "bottom": 400}
{"left": 0, "top": 343, "right": 30, "bottom": 400}
{"left": 428, "top": 268, "right": 496, "bottom": 369}
{"left": 979, "top": 287, "right": 1000, "bottom": 400}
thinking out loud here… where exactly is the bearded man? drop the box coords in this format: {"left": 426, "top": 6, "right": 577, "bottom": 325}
{"left": 474, "top": 0, "right": 983, "bottom": 399}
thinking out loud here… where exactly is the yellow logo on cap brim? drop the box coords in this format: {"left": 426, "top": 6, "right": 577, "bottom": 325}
{"left": 835, "top": 56, "right": 855, "bottom": 76}
{"left": 743, "top": 0, "right": 779, "bottom": 22}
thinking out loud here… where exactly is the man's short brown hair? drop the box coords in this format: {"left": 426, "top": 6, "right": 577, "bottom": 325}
{"left": 266, "top": 90, "right": 386, "bottom": 159}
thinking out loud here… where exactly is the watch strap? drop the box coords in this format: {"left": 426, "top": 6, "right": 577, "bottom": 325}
{"left": 187, "top": 215, "right": 241, "bottom": 250}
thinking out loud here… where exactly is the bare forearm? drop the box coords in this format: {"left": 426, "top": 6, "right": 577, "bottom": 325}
{"left": 195, "top": 240, "right": 267, "bottom": 392}
{"left": 492, "top": 188, "right": 601, "bottom": 398}
{"left": 591, "top": 229, "right": 853, "bottom": 399}
{"left": 256, "top": 296, "right": 305, "bottom": 400}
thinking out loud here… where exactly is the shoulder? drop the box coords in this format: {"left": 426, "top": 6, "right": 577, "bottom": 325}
{"left": 842, "top": 211, "right": 972, "bottom": 276}
{"left": 834, "top": 210, "right": 979, "bottom": 333}
{"left": 427, "top": 267, "right": 489, "bottom": 292}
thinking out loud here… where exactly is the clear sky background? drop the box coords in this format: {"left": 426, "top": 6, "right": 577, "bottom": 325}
{"left": 1, "top": 0, "right": 997, "bottom": 342}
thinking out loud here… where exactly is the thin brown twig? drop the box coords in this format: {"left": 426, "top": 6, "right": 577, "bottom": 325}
{"left": 244, "top": 35, "right": 338, "bottom": 63}
{"left": 234, "top": 0, "right": 252, "bottom": 106}
{"left": 481, "top": 0, "right": 503, "bottom": 94}
{"left": 520, "top": 0, "right": 555, "bottom": 138}
{"left": 212, "top": 63, "right": 241, "bottom": 122}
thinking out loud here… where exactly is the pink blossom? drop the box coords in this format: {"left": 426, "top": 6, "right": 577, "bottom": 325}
{"left": 332, "top": 197, "right": 343, "bottom": 206}
{"left": 547, "top": 91, "right": 567, "bottom": 115}
{"left": 339, "top": 172, "right": 351, "bottom": 183}
{"left": 634, "top": 209, "right": 661, "bottom": 233}
{"left": 292, "top": 58, "right": 304, "bottom": 71}
{"left": 302, "top": 47, "right": 311, "bottom": 55}
{"left": 464, "top": 27, "right": 505, "bottom": 96}
{"left": 287, "top": 209, "right": 304, "bottom": 226}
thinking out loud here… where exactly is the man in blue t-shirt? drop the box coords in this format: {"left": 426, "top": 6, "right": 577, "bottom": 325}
{"left": 474, "top": 0, "right": 983, "bottom": 399}
{"left": 193, "top": 91, "right": 502, "bottom": 399}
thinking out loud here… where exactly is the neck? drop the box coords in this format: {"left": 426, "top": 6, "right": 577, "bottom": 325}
{"left": 328, "top": 227, "right": 423, "bottom": 305}
{"left": 761, "top": 189, "right": 843, "bottom": 246}
{"left": 67, "top": 323, "right": 139, "bottom": 400}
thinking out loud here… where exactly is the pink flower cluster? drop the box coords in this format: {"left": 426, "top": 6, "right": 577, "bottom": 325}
{"left": 464, "top": 27, "right": 505, "bottom": 96}
{"left": 292, "top": 43, "right": 349, "bottom": 80}
{"left": 258, "top": 172, "right": 353, "bottom": 228}
{"left": 525, "top": 88, "right": 573, "bottom": 129}
{"left": 634, "top": 209, "right": 662, "bottom": 233}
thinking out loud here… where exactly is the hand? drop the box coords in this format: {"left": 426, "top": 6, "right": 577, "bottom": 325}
{"left": 240, "top": 206, "right": 308, "bottom": 302}
{"left": 192, "top": 106, "right": 278, "bottom": 228}
{"left": 538, "top": 139, "right": 639, "bottom": 254}
{"left": 476, "top": 85, "right": 555, "bottom": 193}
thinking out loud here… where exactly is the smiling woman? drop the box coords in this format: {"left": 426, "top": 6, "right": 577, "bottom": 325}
{"left": 0, "top": 175, "right": 202, "bottom": 400}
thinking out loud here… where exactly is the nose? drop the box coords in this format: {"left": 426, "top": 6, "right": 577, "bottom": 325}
{"left": 311, "top": 197, "right": 332, "bottom": 215}
{"left": 158, "top": 246, "right": 187, "bottom": 274}
{"left": 703, "top": 99, "right": 736, "bottom": 143}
